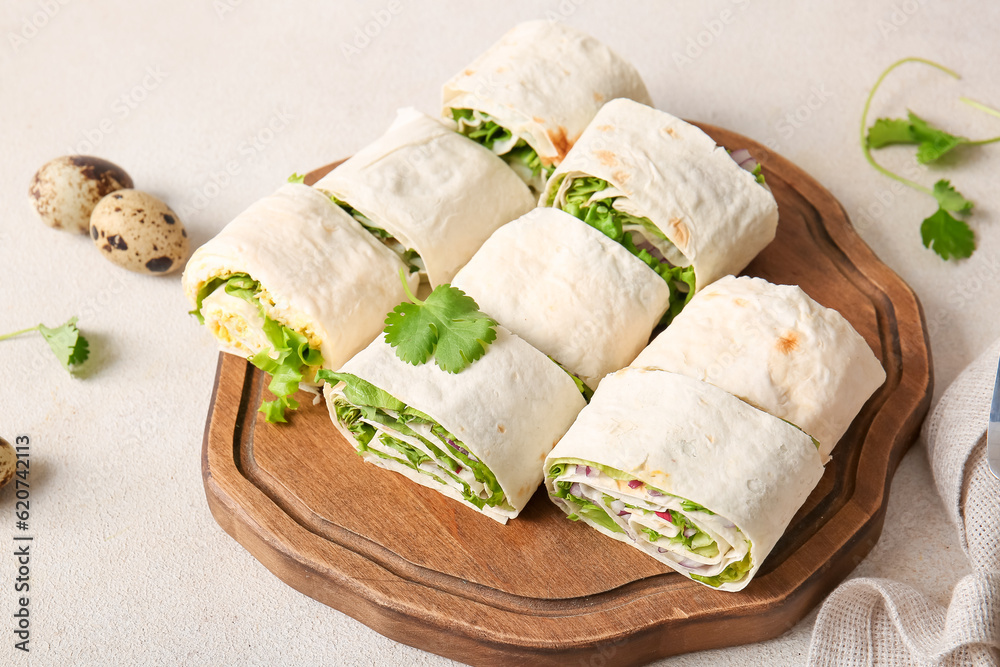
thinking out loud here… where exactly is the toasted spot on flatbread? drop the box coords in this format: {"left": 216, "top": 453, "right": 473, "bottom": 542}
{"left": 595, "top": 150, "right": 618, "bottom": 168}
{"left": 666, "top": 217, "right": 690, "bottom": 248}
{"left": 547, "top": 126, "right": 573, "bottom": 160}
{"left": 612, "top": 169, "right": 631, "bottom": 185}
{"left": 497, "top": 424, "right": 506, "bottom": 434}
{"left": 733, "top": 298, "right": 748, "bottom": 307}
{"left": 662, "top": 126, "right": 679, "bottom": 138}
{"left": 463, "top": 68, "right": 475, "bottom": 76}
{"left": 593, "top": 91, "right": 605, "bottom": 103}
{"left": 596, "top": 124, "right": 614, "bottom": 132}
{"left": 776, "top": 331, "right": 799, "bottom": 355}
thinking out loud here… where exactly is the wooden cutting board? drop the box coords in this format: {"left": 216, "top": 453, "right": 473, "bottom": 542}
{"left": 201, "top": 123, "right": 932, "bottom": 666}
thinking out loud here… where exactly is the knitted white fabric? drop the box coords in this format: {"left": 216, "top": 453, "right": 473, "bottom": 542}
{"left": 808, "top": 340, "right": 1000, "bottom": 666}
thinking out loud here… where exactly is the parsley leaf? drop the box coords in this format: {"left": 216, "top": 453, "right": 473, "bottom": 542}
{"left": 0, "top": 317, "right": 90, "bottom": 373}
{"left": 383, "top": 269, "right": 496, "bottom": 373}
{"left": 920, "top": 208, "right": 975, "bottom": 260}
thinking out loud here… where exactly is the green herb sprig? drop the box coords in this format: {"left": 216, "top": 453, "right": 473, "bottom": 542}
{"left": 862, "top": 57, "right": 1000, "bottom": 261}
{"left": 383, "top": 269, "right": 496, "bottom": 373}
{"left": 0, "top": 317, "right": 90, "bottom": 373}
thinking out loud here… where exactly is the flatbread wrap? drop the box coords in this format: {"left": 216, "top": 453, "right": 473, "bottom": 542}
{"left": 323, "top": 327, "right": 587, "bottom": 523}
{"left": 442, "top": 21, "right": 652, "bottom": 191}
{"left": 314, "top": 108, "right": 535, "bottom": 286}
{"left": 451, "top": 207, "right": 672, "bottom": 390}
{"left": 544, "top": 368, "right": 824, "bottom": 591}
{"left": 182, "top": 183, "right": 415, "bottom": 420}
{"left": 630, "top": 275, "right": 886, "bottom": 458}
{"left": 542, "top": 98, "right": 779, "bottom": 294}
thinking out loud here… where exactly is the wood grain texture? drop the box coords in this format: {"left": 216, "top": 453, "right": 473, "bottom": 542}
{"left": 201, "top": 123, "right": 933, "bottom": 666}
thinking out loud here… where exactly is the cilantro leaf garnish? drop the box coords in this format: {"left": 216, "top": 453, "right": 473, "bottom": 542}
{"left": 920, "top": 208, "right": 975, "bottom": 260}
{"left": 0, "top": 317, "right": 90, "bottom": 373}
{"left": 932, "top": 179, "right": 973, "bottom": 212}
{"left": 383, "top": 269, "right": 496, "bottom": 373}
{"left": 859, "top": 57, "right": 1000, "bottom": 261}
{"left": 867, "top": 117, "right": 917, "bottom": 148}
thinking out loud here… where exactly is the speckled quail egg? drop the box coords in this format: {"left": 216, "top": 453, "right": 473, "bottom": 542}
{"left": 90, "top": 190, "right": 189, "bottom": 275}
{"left": 29, "top": 156, "right": 133, "bottom": 234}
{"left": 0, "top": 437, "right": 15, "bottom": 490}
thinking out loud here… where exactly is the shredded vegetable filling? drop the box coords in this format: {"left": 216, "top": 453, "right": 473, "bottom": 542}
{"left": 321, "top": 371, "right": 514, "bottom": 512}
{"left": 451, "top": 108, "right": 555, "bottom": 191}
{"left": 548, "top": 460, "right": 753, "bottom": 587}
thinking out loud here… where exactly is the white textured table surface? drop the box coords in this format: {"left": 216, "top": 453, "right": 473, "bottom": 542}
{"left": 2, "top": 1, "right": 997, "bottom": 665}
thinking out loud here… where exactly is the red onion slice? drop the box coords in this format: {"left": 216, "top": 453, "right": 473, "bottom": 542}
{"left": 628, "top": 480, "right": 644, "bottom": 490}
{"left": 655, "top": 510, "right": 673, "bottom": 523}
{"left": 730, "top": 148, "right": 759, "bottom": 173}
{"left": 683, "top": 528, "right": 697, "bottom": 538}
{"left": 570, "top": 483, "right": 582, "bottom": 497}
{"left": 610, "top": 499, "right": 625, "bottom": 515}
{"left": 648, "top": 489, "right": 664, "bottom": 497}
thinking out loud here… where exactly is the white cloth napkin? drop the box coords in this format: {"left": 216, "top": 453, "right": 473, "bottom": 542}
{"left": 807, "top": 340, "right": 1000, "bottom": 666}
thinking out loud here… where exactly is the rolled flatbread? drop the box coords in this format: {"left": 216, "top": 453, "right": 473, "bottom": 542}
{"left": 324, "top": 327, "right": 587, "bottom": 523}
{"left": 182, "top": 183, "right": 415, "bottom": 373}
{"left": 630, "top": 275, "right": 886, "bottom": 459}
{"left": 542, "top": 98, "right": 779, "bottom": 292}
{"left": 442, "top": 21, "right": 652, "bottom": 190}
{"left": 544, "top": 368, "right": 824, "bottom": 591}
{"left": 314, "top": 108, "right": 535, "bottom": 287}
{"left": 451, "top": 207, "right": 672, "bottom": 389}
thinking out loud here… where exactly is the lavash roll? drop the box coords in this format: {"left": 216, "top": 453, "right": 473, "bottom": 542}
{"left": 544, "top": 368, "right": 824, "bottom": 591}
{"left": 630, "top": 275, "right": 886, "bottom": 459}
{"left": 324, "top": 327, "right": 587, "bottom": 523}
{"left": 314, "top": 108, "right": 535, "bottom": 287}
{"left": 442, "top": 21, "right": 652, "bottom": 186}
{"left": 542, "top": 98, "right": 779, "bottom": 291}
{"left": 181, "top": 183, "right": 415, "bottom": 371}
{"left": 451, "top": 207, "right": 672, "bottom": 389}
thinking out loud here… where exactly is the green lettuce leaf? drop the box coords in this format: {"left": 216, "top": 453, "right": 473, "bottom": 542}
{"left": 192, "top": 274, "right": 323, "bottom": 423}
{"left": 321, "top": 371, "right": 511, "bottom": 510}
{"left": 552, "top": 482, "right": 623, "bottom": 534}
{"left": 690, "top": 547, "right": 753, "bottom": 588}
{"left": 559, "top": 176, "right": 697, "bottom": 323}
{"left": 451, "top": 108, "right": 554, "bottom": 181}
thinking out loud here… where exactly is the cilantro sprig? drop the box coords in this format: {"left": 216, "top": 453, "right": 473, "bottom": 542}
{"left": 862, "top": 57, "right": 1000, "bottom": 261}
{"left": 383, "top": 269, "right": 496, "bottom": 373}
{"left": 0, "top": 317, "right": 90, "bottom": 373}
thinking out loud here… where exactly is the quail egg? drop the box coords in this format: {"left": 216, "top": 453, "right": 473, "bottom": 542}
{"left": 90, "top": 189, "right": 189, "bottom": 275}
{"left": 29, "top": 155, "right": 133, "bottom": 234}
